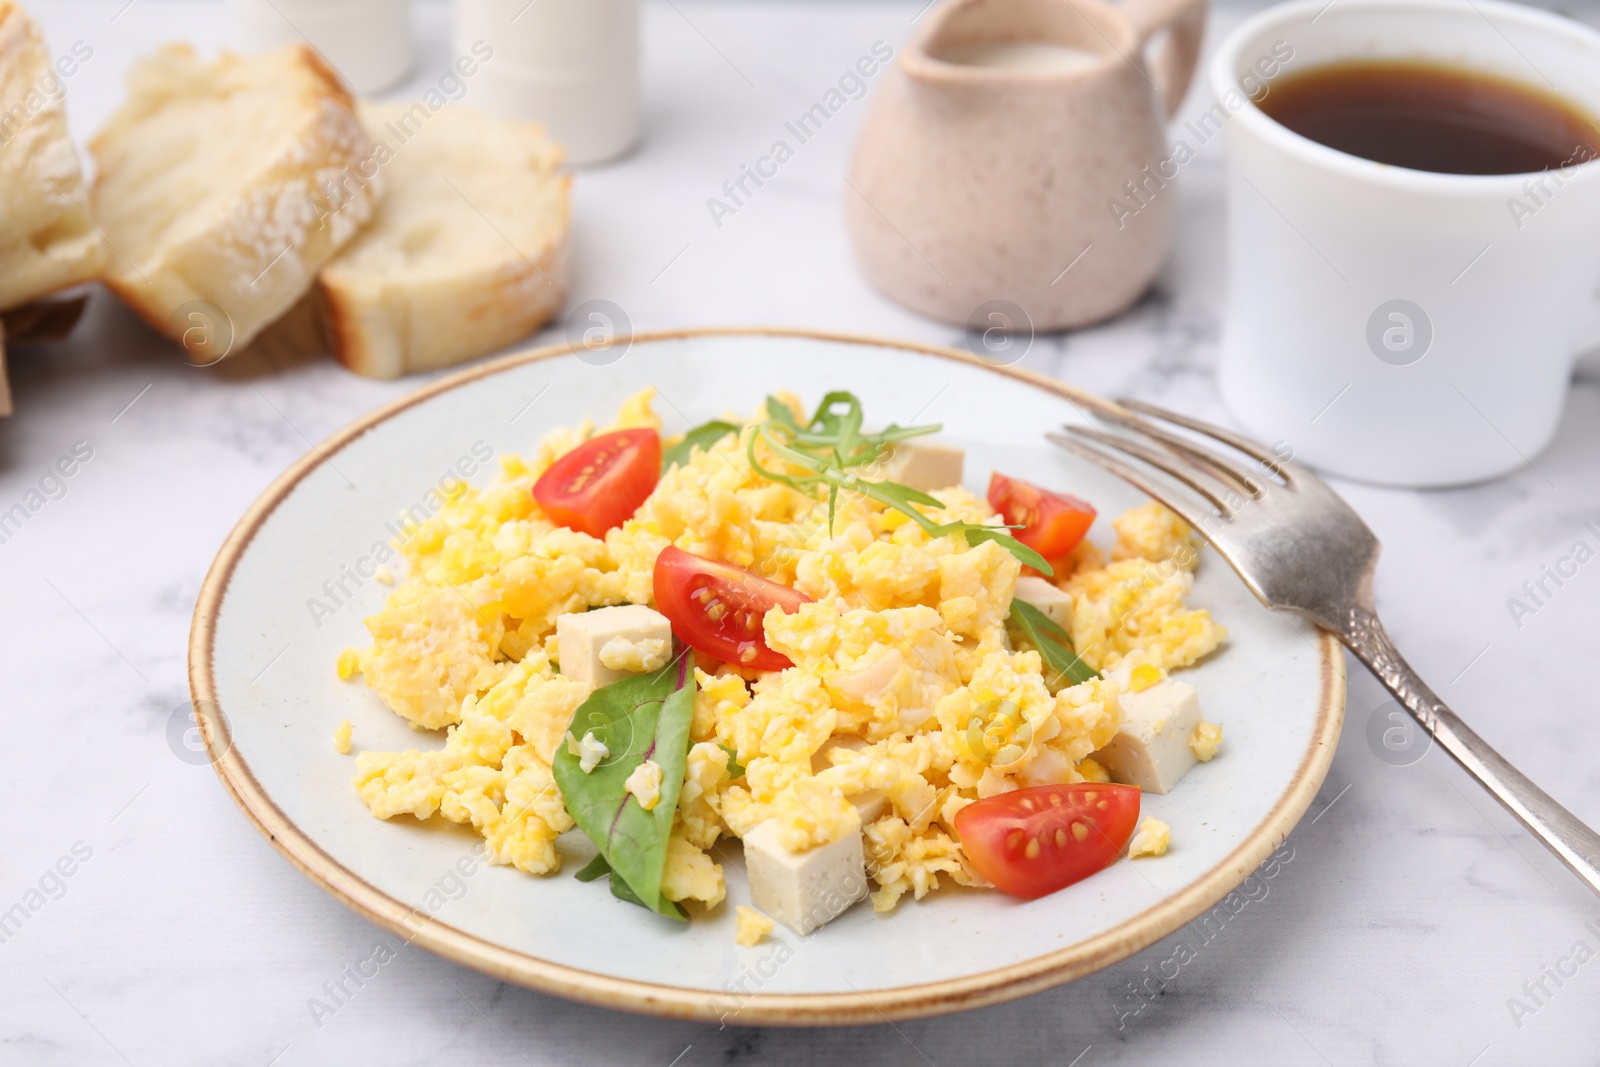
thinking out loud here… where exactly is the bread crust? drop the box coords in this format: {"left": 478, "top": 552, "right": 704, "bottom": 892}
{"left": 322, "top": 210, "right": 570, "bottom": 380}
{"left": 318, "top": 105, "right": 570, "bottom": 379}
{"left": 91, "top": 42, "right": 379, "bottom": 358}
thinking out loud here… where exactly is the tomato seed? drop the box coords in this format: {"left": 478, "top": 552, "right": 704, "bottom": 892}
{"left": 738, "top": 645, "right": 757, "bottom": 664}
{"left": 1071, "top": 821, "right": 1089, "bottom": 842}
{"left": 1049, "top": 793, "right": 1063, "bottom": 806}
{"left": 706, "top": 600, "right": 727, "bottom": 621}
{"left": 1024, "top": 838, "right": 1041, "bottom": 859}
{"left": 1006, "top": 829, "right": 1024, "bottom": 851}
{"left": 1054, "top": 828, "right": 1068, "bottom": 848}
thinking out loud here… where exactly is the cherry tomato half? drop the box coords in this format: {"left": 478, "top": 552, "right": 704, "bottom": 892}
{"left": 532, "top": 429, "right": 661, "bottom": 538}
{"left": 987, "top": 473, "right": 1097, "bottom": 563}
{"left": 652, "top": 546, "right": 811, "bottom": 671}
{"left": 955, "top": 784, "right": 1140, "bottom": 898}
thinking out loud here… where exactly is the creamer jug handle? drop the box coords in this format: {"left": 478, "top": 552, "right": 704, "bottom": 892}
{"left": 1123, "top": 0, "right": 1206, "bottom": 117}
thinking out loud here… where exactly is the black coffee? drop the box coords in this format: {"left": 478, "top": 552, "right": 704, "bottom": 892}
{"left": 1258, "top": 60, "right": 1600, "bottom": 175}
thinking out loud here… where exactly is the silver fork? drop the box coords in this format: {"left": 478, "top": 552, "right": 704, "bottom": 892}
{"left": 1048, "top": 398, "right": 1600, "bottom": 898}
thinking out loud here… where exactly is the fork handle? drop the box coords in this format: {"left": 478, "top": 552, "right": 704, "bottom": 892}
{"left": 1342, "top": 607, "right": 1600, "bottom": 897}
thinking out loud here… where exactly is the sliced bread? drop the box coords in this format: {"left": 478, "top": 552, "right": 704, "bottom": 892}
{"left": 90, "top": 42, "right": 380, "bottom": 357}
{"left": 319, "top": 102, "right": 569, "bottom": 379}
{"left": 0, "top": 2, "right": 106, "bottom": 311}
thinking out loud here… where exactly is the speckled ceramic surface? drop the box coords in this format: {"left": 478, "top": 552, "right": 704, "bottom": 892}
{"left": 845, "top": 0, "right": 1206, "bottom": 330}
{"left": 189, "top": 329, "right": 1343, "bottom": 1024}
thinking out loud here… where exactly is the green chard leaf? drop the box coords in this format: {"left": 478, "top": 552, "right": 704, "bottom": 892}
{"left": 1009, "top": 598, "right": 1099, "bottom": 688}
{"left": 572, "top": 854, "right": 612, "bottom": 882}
{"left": 568, "top": 853, "right": 688, "bottom": 916}
{"left": 661, "top": 419, "right": 741, "bottom": 472}
{"left": 568, "top": 852, "right": 688, "bottom": 917}
{"left": 552, "top": 649, "right": 697, "bottom": 921}
{"left": 607, "top": 870, "right": 686, "bottom": 917}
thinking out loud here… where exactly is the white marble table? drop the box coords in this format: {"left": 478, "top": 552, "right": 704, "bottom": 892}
{"left": 5, "top": 1, "right": 1599, "bottom": 1063}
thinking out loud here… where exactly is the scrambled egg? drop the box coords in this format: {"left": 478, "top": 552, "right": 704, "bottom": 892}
{"left": 600, "top": 636, "right": 670, "bottom": 673}
{"left": 566, "top": 730, "right": 608, "bottom": 773}
{"left": 1190, "top": 720, "right": 1224, "bottom": 761}
{"left": 341, "top": 389, "right": 1226, "bottom": 914}
{"left": 624, "top": 760, "right": 664, "bottom": 811}
{"left": 735, "top": 905, "right": 775, "bottom": 946}
{"left": 1128, "top": 816, "right": 1172, "bottom": 858}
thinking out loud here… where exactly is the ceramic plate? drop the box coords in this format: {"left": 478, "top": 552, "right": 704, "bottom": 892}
{"left": 188, "top": 329, "right": 1344, "bottom": 1025}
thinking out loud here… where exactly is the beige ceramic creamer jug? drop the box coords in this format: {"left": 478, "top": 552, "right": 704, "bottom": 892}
{"left": 846, "top": 0, "right": 1205, "bottom": 332}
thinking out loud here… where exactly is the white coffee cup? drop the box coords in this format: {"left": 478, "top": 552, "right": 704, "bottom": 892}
{"left": 1210, "top": 0, "right": 1600, "bottom": 487}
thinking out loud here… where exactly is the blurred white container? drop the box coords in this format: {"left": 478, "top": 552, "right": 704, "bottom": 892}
{"left": 454, "top": 0, "right": 640, "bottom": 165}
{"left": 231, "top": 0, "right": 414, "bottom": 94}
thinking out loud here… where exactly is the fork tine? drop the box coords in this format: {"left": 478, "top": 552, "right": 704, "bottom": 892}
{"left": 1060, "top": 425, "right": 1237, "bottom": 515}
{"left": 1091, "top": 407, "right": 1263, "bottom": 499}
{"left": 1116, "top": 398, "right": 1293, "bottom": 482}
{"left": 1044, "top": 431, "right": 1215, "bottom": 533}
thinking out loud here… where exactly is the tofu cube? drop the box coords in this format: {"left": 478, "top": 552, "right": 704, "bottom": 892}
{"left": 879, "top": 441, "right": 964, "bottom": 492}
{"left": 1014, "top": 575, "right": 1074, "bottom": 631}
{"left": 555, "top": 605, "right": 673, "bottom": 694}
{"left": 811, "top": 737, "right": 889, "bottom": 825}
{"left": 743, "top": 819, "right": 868, "bottom": 935}
{"left": 1092, "top": 680, "right": 1204, "bottom": 795}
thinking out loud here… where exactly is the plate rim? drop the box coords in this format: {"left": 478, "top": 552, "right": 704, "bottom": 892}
{"left": 188, "top": 326, "right": 1346, "bottom": 1026}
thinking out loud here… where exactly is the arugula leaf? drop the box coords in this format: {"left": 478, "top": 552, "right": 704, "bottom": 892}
{"left": 552, "top": 649, "right": 697, "bottom": 921}
{"left": 1012, "top": 596, "right": 1071, "bottom": 643}
{"left": 766, "top": 395, "right": 801, "bottom": 430}
{"left": 720, "top": 744, "right": 745, "bottom": 779}
{"left": 860, "top": 476, "right": 944, "bottom": 512}
{"left": 958, "top": 526, "right": 1052, "bottom": 573}
{"left": 661, "top": 419, "right": 741, "bottom": 471}
{"left": 1008, "top": 598, "right": 1099, "bottom": 688}
{"left": 744, "top": 390, "right": 1052, "bottom": 576}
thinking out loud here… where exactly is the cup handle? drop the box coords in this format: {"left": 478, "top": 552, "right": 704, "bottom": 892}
{"left": 1123, "top": 0, "right": 1207, "bottom": 118}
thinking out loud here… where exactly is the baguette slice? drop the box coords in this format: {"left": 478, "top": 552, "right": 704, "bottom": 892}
{"left": 319, "top": 102, "right": 569, "bottom": 379}
{"left": 91, "top": 43, "right": 380, "bottom": 358}
{"left": 0, "top": 2, "right": 106, "bottom": 311}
